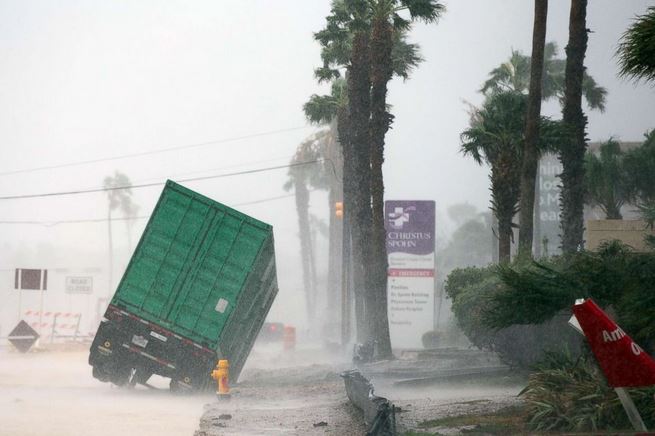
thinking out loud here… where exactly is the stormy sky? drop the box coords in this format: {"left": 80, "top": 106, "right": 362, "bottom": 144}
{"left": 0, "top": 1, "right": 652, "bottom": 327}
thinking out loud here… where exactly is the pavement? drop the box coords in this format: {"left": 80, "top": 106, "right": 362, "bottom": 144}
{"left": 195, "top": 344, "right": 367, "bottom": 435}
{"left": 194, "top": 366, "right": 366, "bottom": 435}
{"left": 0, "top": 341, "right": 525, "bottom": 436}
{"left": 359, "top": 347, "right": 526, "bottom": 434}
{"left": 0, "top": 343, "right": 208, "bottom": 436}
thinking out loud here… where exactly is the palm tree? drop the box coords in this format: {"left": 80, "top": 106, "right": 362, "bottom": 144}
{"left": 103, "top": 171, "right": 137, "bottom": 297}
{"left": 304, "top": 79, "right": 363, "bottom": 341}
{"left": 624, "top": 130, "right": 655, "bottom": 204}
{"left": 322, "top": 124, "right": 344, "bottom": 330}
{"left": 584, "top": 139, "right": 632, "bottom": 220}
{"left": 559, "top": 0, "right": 589, "bottom": 253}
{"left": 617, "top": 7, "right": 655, "bottom": 84}
{"left": 367, "top": 0, "right": 444, "bottom": 358}
{"left": 284, "top": 132, "right": 331, "bottom": 325}
{"left": 308, "top": 0, "right": 440, "bottom": 353}
{"left": 624, "top": 130, "right": 655, "bottom": 249}
{"left": 481, "top": 42, "right": 606, "bottom": 111}
{"left": 518, "top": 0, "right": 549, "bottom": 260}
{"left": 348, "top": 24, "right": 375, "bottom": 343}
{"left": 462, "top": 92, "right": 527, "bottom": 262}
{"left": 482, "top": 37, "right": 605, "bottom": 258}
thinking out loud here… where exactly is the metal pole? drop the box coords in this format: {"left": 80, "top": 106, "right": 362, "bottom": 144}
{"left": 73, "top": 314, "right": 81, "bottom": 342}
{"left": 615, "top": 387, "right": 648, "bottom": 432}
{"left": 341, "top": 214, "right": 351, "bottom": 347}
{"left": 435, "top": 281, "right": 444, "bottom": 330}
{"left": 51, "top": 314, "right": 58, "bottom": 344}
{"left": 39, "top": 289, "right": 44, "bottom": 338}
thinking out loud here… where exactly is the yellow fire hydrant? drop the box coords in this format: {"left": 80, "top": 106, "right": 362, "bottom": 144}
{"left": 211, "top": 359, "right": 230, "bottom": 399}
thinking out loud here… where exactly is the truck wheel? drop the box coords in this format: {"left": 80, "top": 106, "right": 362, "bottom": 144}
{"left": 169, "top": 378, "right": 183, "bottom": 393}
{"left": 92, "top": 365, "right": 111, "bottom": 382}
{"left": 170, "top": 376, "right": 197, "bottom": 394}
{"left": 109, "top": 365, "right": 131, "bottom": 387}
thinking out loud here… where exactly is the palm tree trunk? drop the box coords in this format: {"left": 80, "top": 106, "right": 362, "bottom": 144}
{"left": 605, "top": 204, "right": 623, "bottom": 220}
{"left": 369, "top": 15, "right": 394, "bottom": 358}
{"left": 492, "top": 154, "right": 521, "bottom": 263}
{"left": 326, "top": 126, "right": 343, "bottom": 335}
{"left": 348, "top": 30, "right": 373, "bottom": 343}
{"left": 294, "top": 178, "right": 316, "bottom": 324}
{"left": 327, "top": 184, "right": 340, "bottom": 313}
{"left": 559, "top": 0, "right": 588, "bottom": 254}
{"left": 498, "top": 216, "right": 513, "bottom": 263}
{"left": 518, "top": 0, "right": 548, "bottom": 260}
{"left": 337, "top": 106, "right": 359, "bottom": 342}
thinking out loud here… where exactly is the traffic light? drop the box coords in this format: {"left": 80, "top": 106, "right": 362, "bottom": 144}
{"left": 335, "top": 201, "right": 343, "bottom": 219}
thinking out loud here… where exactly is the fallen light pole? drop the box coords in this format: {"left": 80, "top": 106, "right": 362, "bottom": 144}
{"left": 341, "top": 369, "right": 396, "bottom": 436}
{"left": 569, "top": 298, "right": 655, "bottom": 432}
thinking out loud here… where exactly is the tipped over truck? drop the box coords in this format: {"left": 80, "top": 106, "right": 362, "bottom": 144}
{"left": 89, "top": 180, "right": 278, "bottom": 391}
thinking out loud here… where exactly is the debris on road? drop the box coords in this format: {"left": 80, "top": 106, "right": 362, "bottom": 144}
{"left": 342, "top": 369, "right": 396, "bottom": 435}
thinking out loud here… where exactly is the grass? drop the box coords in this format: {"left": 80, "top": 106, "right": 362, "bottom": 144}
{"left": 410, "top": 405, "right": 527, "bottom": 435}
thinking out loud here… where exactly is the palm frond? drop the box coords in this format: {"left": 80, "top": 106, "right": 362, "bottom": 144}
{"left": 391, "top": 31, "right": 423, "bottom": 79}
{"left": 314, "top": 66, "right": 341, "bottom": 83}
{"left": 481, "top": 42, "right": 605, "bottom": 112}
{"left": 582, "top": 73, "right": 607, "bottom": 112}
{"left": 617, "top": 7, "right": 655, "bottom": 84}
{"left": 399, "top": 0, "right": 445, "bottom": 23}
{"left": 304, "top": 94, "right": 339, "bottom": 124}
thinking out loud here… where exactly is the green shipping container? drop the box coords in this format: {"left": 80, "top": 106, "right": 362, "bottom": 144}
{"left": 89, "top": 180, "right": 278, "bottom": 390}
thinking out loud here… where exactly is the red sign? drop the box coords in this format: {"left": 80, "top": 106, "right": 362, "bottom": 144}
{"left": 572, "top": 299, "right": 655, "bottom": 388}
{"left": 387, "top": 269, "right": 434, "bottom": 277}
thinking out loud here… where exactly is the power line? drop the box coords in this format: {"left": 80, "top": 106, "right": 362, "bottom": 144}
{"left": 124, "top": 154, "right": 292, "bottom": 187}
{"left": 0, "top": 216, "right": 150, "bottom": 227}
{"left": 0, "top": 125, "right": 311, "bottom": 177}
{"left": 0, "top": 192, "right": 306, "bottom": 226}
{"left": 0, "top": 159, "right": 323, "bottom": 201}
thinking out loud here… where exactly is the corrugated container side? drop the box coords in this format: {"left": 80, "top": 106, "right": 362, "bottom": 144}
{"left": 110, "top": 180, "right": 274, "bottom": 350}
{"left": 216, "top": 234, "right": 278, "bottom": 380}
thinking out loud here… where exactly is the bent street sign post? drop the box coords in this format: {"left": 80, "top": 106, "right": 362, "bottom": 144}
{"left": 571, "top": 298, "right": 655, "bottom": 431}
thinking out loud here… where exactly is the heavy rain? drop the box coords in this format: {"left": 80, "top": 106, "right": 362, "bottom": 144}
{"left": 1, "top": 1, "right": 654, "bottom": 435}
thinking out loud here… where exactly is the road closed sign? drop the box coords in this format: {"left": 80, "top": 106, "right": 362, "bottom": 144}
{"left": 65, "top": 276, "right": 93, "bottom": 294}
{"left": 385, "top": 200, "right": 435, "bottom": 349}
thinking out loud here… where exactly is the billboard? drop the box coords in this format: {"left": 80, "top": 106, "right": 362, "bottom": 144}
{"left": 385, "top": 200, "right": 435, "bottom": 349}
{"left": 536, "top": 153, "right": 562, "bottom": 256}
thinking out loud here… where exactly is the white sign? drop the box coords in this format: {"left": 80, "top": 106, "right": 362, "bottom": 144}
{"left": 386, "top": 200, "right": 436, "bottom": 349}
{"left": 215, "top": 298, "right": 229, "bottom": 313}
{"left": 65, "top": 276, "right": 93, "bottom": 294}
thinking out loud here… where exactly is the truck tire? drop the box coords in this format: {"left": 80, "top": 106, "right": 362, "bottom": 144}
{"left": 92, "top": 365, "right": 111, "bottom": 383}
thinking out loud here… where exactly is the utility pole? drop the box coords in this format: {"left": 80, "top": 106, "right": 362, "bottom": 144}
{"left": 340, "top": 207, "right": 351, "bottom": 347}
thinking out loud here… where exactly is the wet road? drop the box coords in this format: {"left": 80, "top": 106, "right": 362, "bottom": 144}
{"left": 0, "top": 346, "right": 209, "bottom": 436}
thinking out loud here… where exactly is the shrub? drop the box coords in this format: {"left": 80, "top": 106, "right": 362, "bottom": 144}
{"left": 521, "top": 350, "right": 655, "bottom": 431}
{"left": 445, "top": 266, "right": 581, "bottom": 368}
{"left": 485, "top": 241, "right": 655, "bottom": 353}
